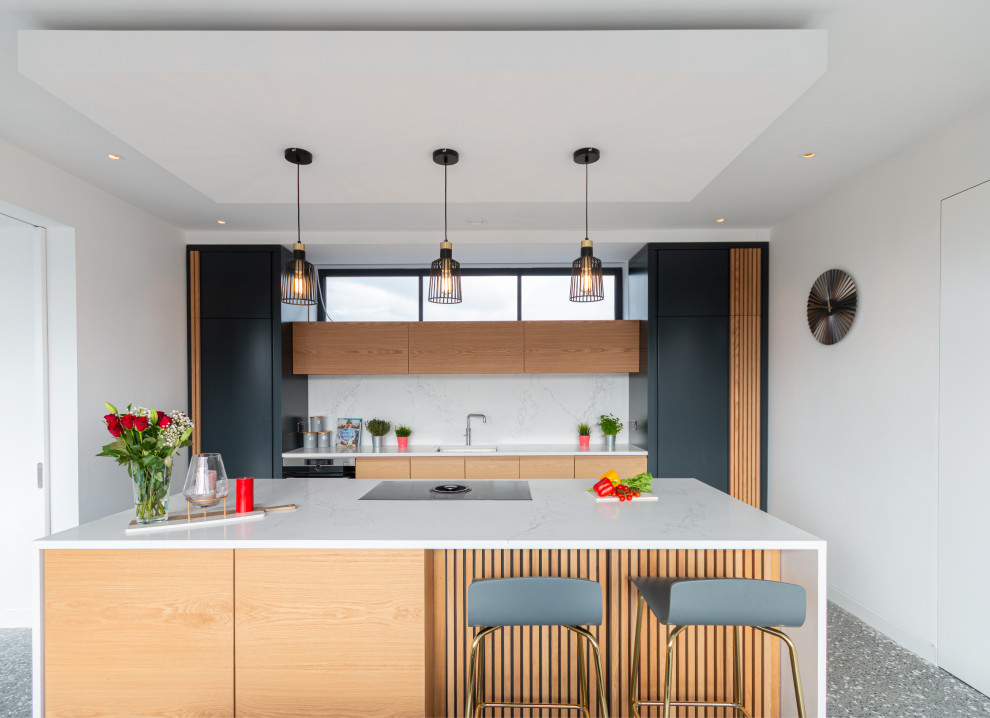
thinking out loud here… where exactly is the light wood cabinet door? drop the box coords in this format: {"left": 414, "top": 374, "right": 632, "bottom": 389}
{"left": 465, "top": 456, "right": 520, "bottom": 479}
{"left": 44, "top": 549, "right": 234, "bottom": 717}
{"left": 408, "top": 322, "right": 524, "bottom": 374}
{"left": 523, "top": 320, "right": 644, "bottom": 373}
{"left": 356, "top": 457, "right": 411, "bottom": 479}
{"left": 574, "top": 455, "right": 648, "bottom": 479}
{"left": 235, "top": 549, "right": 425, "bottom": 718}
{"left": 410, "top": 457, "right": 465, "bottom": 479}
{"left": 292, "top": 321, "right": 409, "bottom": 374}
{"left": 519, "top": 456, "right": 575, "bottom": 479}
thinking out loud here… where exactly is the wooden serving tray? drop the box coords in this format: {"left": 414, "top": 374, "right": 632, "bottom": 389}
{"left": 589, "top": 492, "right": 659, "bottom": 503}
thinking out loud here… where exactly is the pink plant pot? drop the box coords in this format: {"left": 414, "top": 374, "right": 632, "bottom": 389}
{"left": 579, "top": 435, "right": 591, "bottom": 449}
{"left": 397, "top": 436, "right": 409, "bottom": 449}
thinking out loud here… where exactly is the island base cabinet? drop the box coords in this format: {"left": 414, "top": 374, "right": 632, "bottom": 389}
{"left": 44, "top": 549, "right": 234, "bottom": 718}
{"left": 234, "top": 549, "right": 426, "bottom": 718}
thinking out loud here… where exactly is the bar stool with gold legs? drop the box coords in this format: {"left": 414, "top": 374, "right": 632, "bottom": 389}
{"left": 629, "top": 577, "right": 807, "bottom": 718}
{"left": 466, "top": 577, "right": 609, "bottom": 717}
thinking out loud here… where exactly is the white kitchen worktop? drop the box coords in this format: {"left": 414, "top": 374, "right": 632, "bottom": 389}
{"left": 282, "top": 443, "right": 648, "bottom": 459}
{"left": 36, "top": 478, "right": 821, "bottom": 550}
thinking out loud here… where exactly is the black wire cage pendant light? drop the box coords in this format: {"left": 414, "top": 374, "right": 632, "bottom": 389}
{"left": 428, "top": 148, "right": 462, "bottom": 304}
{"left": 281, "top": 147, "right": 319, "bottom": 306}
{"left": 570, "top": 147, "right": 605, "bottom": 302}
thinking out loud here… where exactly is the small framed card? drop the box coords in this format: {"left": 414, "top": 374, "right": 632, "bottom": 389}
{"left": 335, "top": 418, "right": 363, "bottom": 449}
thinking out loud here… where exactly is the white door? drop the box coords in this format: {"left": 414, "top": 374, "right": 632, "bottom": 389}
{"left": 938, "top": 179, "right": 990, "bottom": 696}
{"left": 0, "top": 220, "right": 49, "bottom": 627}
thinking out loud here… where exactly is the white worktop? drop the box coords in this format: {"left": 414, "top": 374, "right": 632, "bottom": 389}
{"left": 37, "top": 478, "right": 822, "bottom": 550}
{"left": 282, "top": 443, "right": 648, "bottom": 459}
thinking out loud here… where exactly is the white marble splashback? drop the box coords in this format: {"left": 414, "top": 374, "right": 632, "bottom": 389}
{"left": 308, "top": 373, "right": 629, "bottom": 445}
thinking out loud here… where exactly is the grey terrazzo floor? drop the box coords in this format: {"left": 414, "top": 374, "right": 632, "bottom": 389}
{"left": 2, "top": 604, "right": 989, "bottom": 717}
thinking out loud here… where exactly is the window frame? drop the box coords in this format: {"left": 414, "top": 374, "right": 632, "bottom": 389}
{"left": 317, "top": 267, "right": 622, "bottom": 321}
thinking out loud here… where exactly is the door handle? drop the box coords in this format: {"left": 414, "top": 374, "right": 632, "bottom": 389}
{"left": 37, "top": 462, "right": 44, "bottom": 489}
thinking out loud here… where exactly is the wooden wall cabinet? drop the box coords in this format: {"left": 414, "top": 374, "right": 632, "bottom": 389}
{"left": 292, "top": 321, "right": 643, "bottom": 375}
{"left": 523, "top": 320, "right": 643, "bottom": 373}
{"left": 409, "top": 322, "right": 524, "bottom": 374}
{"left": 293, "top": 321, "right": 409, "bottom": 375}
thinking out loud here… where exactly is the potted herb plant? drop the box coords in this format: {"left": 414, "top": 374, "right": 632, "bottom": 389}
{"left": 366, "top": 418, "right": 391, "bottom": 451}
{"left": 394, "top": 424, "right": 412, "bottom": 450}
{"left": 597, "top": 413, "right": 624, "bottom": 451}
{"left": 578, "top": 422, "right": 591, "bottom": 449}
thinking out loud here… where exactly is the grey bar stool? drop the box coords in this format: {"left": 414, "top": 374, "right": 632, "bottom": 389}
{"left": 466, "top": 577, "right": 609, "bottom": 717}
{"left": 629, "top": 577, "right": 807, "bottom": 718}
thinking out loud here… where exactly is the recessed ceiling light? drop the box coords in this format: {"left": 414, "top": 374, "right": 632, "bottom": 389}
{"left": 107, "top": 153, "right": 122, "bottom": 160}
{"left": 715, "top": 218, "right": 726, "bottom": 223}
{"left": 466, "top": 217, "right": 487, "bottom": 225}
{"left": 803, "top": 152, "right": 815, "bottom": 158}
{"left": 216, "top": 220, "right": 227, "bottom": 225}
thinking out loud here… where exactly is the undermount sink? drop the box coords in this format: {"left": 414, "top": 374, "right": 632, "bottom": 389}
{"left": 435, "top": 445, "right": 498, "bottom": 453}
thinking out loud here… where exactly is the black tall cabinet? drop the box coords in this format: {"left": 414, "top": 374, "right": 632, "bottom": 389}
{"left": 628, "top": 243, "right": 768, "bottom": 509}
{"left": 187, "top": 245, "right": 307, "bottom": 478}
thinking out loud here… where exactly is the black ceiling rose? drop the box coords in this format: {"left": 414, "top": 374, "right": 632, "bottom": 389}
{"left": 573, "top": 147, "right": 601, "bottom": 165}
{"left": 284, "top": 147, "right": 313, "bottom": 165}
{"left": 433, "top": 148, "right": 459, "bottom": 166}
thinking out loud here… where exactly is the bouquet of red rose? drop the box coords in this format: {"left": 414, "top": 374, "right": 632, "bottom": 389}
{"left": 98, "top": 402, "right": 194, "bottom": 523}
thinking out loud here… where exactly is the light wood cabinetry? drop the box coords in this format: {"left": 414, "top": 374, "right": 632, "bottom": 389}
{"left": 574, "top": 455, "right": 648, "bottom": 479}
{"left": 411, "top": 457, "right": 465, "bottom": 479}
{"left": 408, "top": 321, "right": 524, "bottom": 374}
{"left": 235, "top": 549, "right": 425, "bottom": 718}
{"left": 465, "top": 456, "right": 520, "bottom": 479}
{"left": 523, "top": 320, "right": 643, "bottom": 373}
{"left": 292, "top": 321, "right": 409, "bottom": 375}
{"left": 356, "top": 457, "right": 411, "bottom": 479}
{"left": 291, "top": 321, "right": 643, "bottom": 375}
{"left": 44, "top": 549, "right": 234, "bottom": 717}
{"left": 519, "top": 456, "right": 575, "bottom": 478}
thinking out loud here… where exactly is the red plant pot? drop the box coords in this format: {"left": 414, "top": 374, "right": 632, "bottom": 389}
{"left": 397, "top": 436, "right": 409, "bottom": 449}
{"left": 579, "top": 435, "right": 591, "bottom": 448}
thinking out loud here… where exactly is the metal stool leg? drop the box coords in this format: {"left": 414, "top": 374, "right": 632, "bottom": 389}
{"left": 576, "top": 633, "right": 589, "bottom": 717}
{"left": 466, "top": 627, "right": 498, "bottom": 718}
{"left": 662, "top": 625, "right": 687, "bottom": 718}
{"left": 630, "top": 595, "right": 644, "bottom": 718}
{"left": 758, "top": 627, "right": 807, "bottom": 718}
{"left": 568, "top": 626, "right": 609, "bottom": 718}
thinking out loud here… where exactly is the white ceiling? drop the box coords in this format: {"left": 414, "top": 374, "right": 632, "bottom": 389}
{"left": 2, "top": 1, "right": 990, "bottom": 247}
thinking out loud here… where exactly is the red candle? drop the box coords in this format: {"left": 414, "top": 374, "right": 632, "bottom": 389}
{"left": 236, "top": 477, "right": 254, "bottom": 513}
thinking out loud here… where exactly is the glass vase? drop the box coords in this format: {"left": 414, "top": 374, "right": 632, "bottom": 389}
{"left": 129, "top": 458, "right": 173, "bottom": 524}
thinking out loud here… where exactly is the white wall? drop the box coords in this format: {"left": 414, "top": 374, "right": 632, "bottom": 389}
{"left": 0, "top": 137, "right": 187, "bottom": 525}
{"left": 309, "top": 373, "right": 629, "bottom": 447}
{"left": 769, "top": 99, "right": 990, "bottom": 661}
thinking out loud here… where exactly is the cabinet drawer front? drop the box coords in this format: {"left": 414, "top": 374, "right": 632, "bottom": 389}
{"left": 293, "top": 321, "right": 409, "bottom": 374}
{"left": 411, "top": 457, "right": 465, "bottom": 479}
{"left": 465, "top": 457, "right": 520, "bottom": 479}
{"left": 409, "top": 322, "right": 523, "bottom": 374}
{"left": 574, "top": 456, "right": 648, "bottom": 479}
{"left": 523, "top": 320, "right": 643, "bottom": 373}
{"left": 356, "top": 457, "right": 411, "bottom": 479}
{"left": 519, "top": 456, "right": 575, "bottom": 479}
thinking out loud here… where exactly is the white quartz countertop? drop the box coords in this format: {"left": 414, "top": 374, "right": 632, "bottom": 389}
{"left": 282, "top": 443, "right": 647, "bottom": 458}
{"left": 37, "top": 478, "right": 823, "bottom": 550}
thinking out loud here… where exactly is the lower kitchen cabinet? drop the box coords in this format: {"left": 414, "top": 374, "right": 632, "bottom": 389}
{"left": 44, "top": 549, "right": 234, "bottom": 717}
{"left": 410, "top": 457, "right": 465, "bottom": 479}
{"left": 519, "top": 456, "right": 574, "bottom": 478}
{"left": 235, "top": 550, "right": 425, "bottom": 718}
{"left": 356, "top": 457, "right": 411, "bottom": 479}
{"left": 464, "top": 456, "right": 519, "bottom": 479}
{"left": 574, "top": 455, "right": 648, "bottom": 479}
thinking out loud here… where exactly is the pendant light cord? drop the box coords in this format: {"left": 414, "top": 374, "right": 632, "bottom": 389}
{"left": 297, "top": 163, "right": 301, "bottom": 244}
{"left": 585, "top": 163, "right": 589, "bottom": 240}
{"left": 444, "top": 162, "right": 448, "bottom": 242}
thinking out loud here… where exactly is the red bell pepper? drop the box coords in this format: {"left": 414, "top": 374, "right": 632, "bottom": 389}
{"left": 593, "top": 477, "right": 615, "bottom": 497}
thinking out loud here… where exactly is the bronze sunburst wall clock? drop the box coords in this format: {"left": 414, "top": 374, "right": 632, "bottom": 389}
{"left": 807, "top": 269, "right": 857, "bottom": 345}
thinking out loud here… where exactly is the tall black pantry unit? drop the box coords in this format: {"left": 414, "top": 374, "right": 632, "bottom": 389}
{"left": 187, "top": 245, "right": 308, "bottom": 478}
{"left": 628, "top": 243, "right": 768, "bottom": 509}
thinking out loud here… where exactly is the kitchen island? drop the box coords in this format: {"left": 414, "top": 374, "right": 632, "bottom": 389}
{"left": 33, "top": 478, "right": 825, "bottom": 717}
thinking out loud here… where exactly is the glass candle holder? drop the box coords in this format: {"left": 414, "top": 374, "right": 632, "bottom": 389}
{"left": 183, "top": 453, "right": 229, "bottom": 511}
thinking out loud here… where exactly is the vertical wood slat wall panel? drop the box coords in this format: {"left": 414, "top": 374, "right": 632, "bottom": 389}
{"left": 427, "top": 549, "right": 780, "bottom": 718}
{"left": 189, "top": 250, "right": 202, "bottom": 455}
{"left": 729, "top": 248, "right": 762, "bottom": 509}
